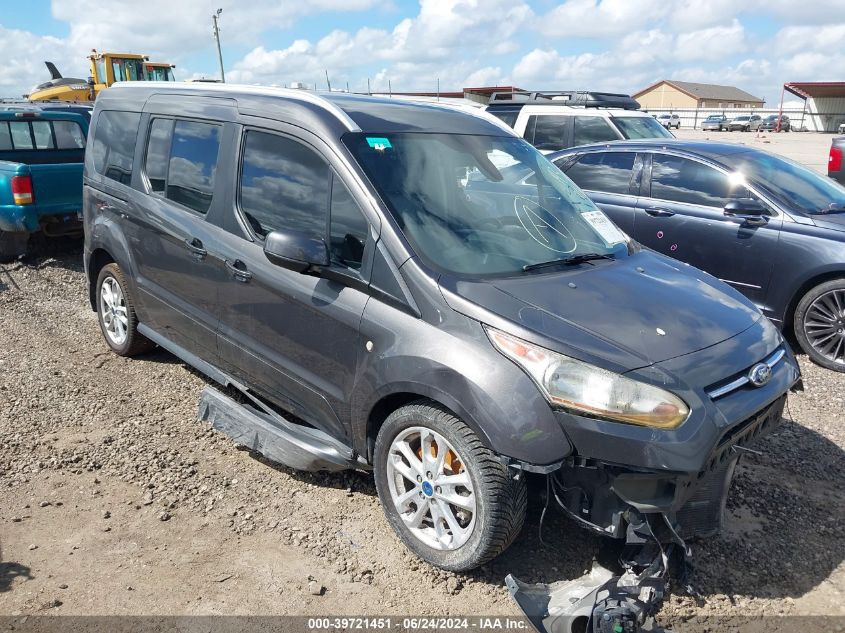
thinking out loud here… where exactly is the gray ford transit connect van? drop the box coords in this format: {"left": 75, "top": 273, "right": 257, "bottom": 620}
{"left": 83, "top": 83, "right": 800, "bottom": 573}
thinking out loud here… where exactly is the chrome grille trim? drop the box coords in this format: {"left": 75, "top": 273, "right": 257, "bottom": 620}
{"left": 707, "top": 347, "right": 786, "bottom": 400}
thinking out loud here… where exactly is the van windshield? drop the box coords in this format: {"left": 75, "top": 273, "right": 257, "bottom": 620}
{"left": 344, "top": 133, "right": 629, "bottom": 276}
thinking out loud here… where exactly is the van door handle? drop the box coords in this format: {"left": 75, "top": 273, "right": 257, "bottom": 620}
{"left": 184, "top": 238, "right": 207, "bottom": 259}
{"left": 644, "top": 207, "right": 675, "bottom": 217}
{"left": 225, "top": 259, "right": 252, "bottom": 282}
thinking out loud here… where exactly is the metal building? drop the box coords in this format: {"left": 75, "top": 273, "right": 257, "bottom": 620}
{"left": 783, "top": 82, "right": 845, "bottom": 132}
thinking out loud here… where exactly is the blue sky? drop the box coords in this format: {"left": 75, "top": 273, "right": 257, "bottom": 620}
{"left": 1, "top": 0, "right": 843, "bottom": 105}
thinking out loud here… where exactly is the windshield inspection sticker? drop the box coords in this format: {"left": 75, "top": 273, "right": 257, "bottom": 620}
{"left": 581, "top": 210, "right": 626, "bottom": 246}
{"left": 366, "top": 137, "right": 392, "bottom": 151}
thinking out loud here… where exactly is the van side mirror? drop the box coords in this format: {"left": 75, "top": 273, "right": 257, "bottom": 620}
{"left": 724, "top": 198, "right": 770, "bottom": 226}
{"left": 263, "top": 229, "right": 329, "bottom": 273}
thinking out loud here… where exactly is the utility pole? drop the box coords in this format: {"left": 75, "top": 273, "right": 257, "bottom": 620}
{"left": 212, "top": 8, "right": 225, "bottom": 83}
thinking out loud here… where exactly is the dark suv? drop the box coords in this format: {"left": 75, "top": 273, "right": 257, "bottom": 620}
{"left": 551, "top": 140, "right": 845, "bottom": 371}
{"left": 83, "top": 83, "right": 799, "bottom": 572}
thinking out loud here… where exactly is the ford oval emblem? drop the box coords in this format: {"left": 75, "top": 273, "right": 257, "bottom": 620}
{"left": 748, "top": 363, "right": 772, "bottom": 387}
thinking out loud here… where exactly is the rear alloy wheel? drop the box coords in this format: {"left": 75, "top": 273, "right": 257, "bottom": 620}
{"left": 374, "top": 401, "right": 526, "bottom": 571}
{"left": 794, "top": 279, "right": 845, "bottom": 371}
{"left": 96, "top": 263, "right": 154, "bottom": 356}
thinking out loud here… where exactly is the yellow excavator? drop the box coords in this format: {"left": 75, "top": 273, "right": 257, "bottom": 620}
{"left": 28, "top": 50, "right": 176, "bottom": 103}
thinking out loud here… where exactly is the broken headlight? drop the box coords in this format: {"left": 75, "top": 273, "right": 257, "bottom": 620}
{"left": 486, "top": 327, "right": 689, "bottom": 429}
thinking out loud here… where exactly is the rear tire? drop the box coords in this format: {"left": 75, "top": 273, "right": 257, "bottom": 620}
{"left": 793, "top": 279, "right": 845, "bottom": 372}
{"left": 373, "top": 401, "right": 527, "bottom": 571}
{"left": 96, "top": 263, "right": 154, "bottom": 356}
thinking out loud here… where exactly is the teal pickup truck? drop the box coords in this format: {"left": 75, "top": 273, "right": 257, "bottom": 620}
{"left": 0, "top": 110, "right": 88, "bottom": 261}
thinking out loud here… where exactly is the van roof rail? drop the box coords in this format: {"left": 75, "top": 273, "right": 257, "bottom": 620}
{"left": 486, "top": 90, "right": 640, "bottom": 110}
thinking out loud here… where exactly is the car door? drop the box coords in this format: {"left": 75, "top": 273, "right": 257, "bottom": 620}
{"left": 213, "top": 126, "right": 373, "bottom": 443}
{"left": 558, "top": 150, "right": 642, "bottom": 236}
{"left": 633, "top": 152, "right": 782, "bottom": 304}
{"left": 126, "top": 114, "right": 231, "bottom": 361}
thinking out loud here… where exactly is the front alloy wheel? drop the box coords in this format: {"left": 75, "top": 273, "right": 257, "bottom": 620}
{"left": 795, "top": 279, "right": 845, "bottom": 372}
{"left": 386, "top": 426, "right": 476, "bottom": 551}
{"left": 374, "top": 401, "right": 526, "bottom": 571}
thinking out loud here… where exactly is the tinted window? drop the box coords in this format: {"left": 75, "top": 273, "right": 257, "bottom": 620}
{"left": 329, "top": 175, "right": 368, "bottom": 270}
{"left": 239, "top": 131, "right": 329, "bottom": 238}
{"left": 165, "top": 120, "right": 220, "bottom": 214}
{"left": 9, "top": 122, "right": 33, "bottom": 149}
{"left": 572, "top": 116, "right": 619, "bottom": 146}
{"left": 720, "top": 150, "right": 845, "bottom": 214}
{"left": 613, "top": 116, "right": 673, "bottom": 139}
{"left": 529, "top": 115, "right": 570, "bottom": 151}
{"left": 53, "top": 121, "right": 86, "bottom": 149}
{"left": 0, "top": 123, "right": 11, "bottom": 150}
{"left": 650, "top": 156, "right": 751, "bottom": 207}
{"left": 92, "top": 110, "right": 141, "bottom": 185}
{"left": 145, "top": 118, "right": 173, "bottom": 193}
{"left": 565, "top": 152, "right": 636, "bottom": 195}
{"left": 32, "top": 121, "right": 54, "bottom": 149}
{"left": 488, "top": 108, "right": 520, "bottom": 128}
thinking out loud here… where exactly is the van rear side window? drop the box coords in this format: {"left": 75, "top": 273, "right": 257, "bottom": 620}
{"left": 142, "top": 118, "right": 221, "bottom": 215}
{"left": 92, "top": 110, "right": 141, "bottom": 185}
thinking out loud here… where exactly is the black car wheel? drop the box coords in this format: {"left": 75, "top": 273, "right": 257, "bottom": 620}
{"left": 794, "top": 279, "right": 845, "bottom": 372}
{"left": 373, "top": 400, "right": 527, "bottom": 571}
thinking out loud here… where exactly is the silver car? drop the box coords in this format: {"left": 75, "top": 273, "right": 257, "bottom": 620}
{"left": 728, "top": 114, "right": 762, "bottom": 132}
{"left": 701, "top": 114, "right": 729, "bottom": 131}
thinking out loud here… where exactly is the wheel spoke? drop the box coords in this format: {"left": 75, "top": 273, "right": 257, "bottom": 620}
{"left": 437, "top": 490, "right": 475, "bottom": 512}
{"left": 430, "top": 502, "right": 447, "bottom": 544}
{"left": 390, "top": 454, "right": 419, "bottom": 484}
{"left": 404, "top": 501, "right": 429, "bottom": 529}
{"left": 832, "top": 338, "right": 844, "bottom": 362}
{"left": 420, "top": 430, "right": 436, "bottom": 472}
{"left": 814, "top": 300, "right": 837, "bottom": 321}
{"left": 396, "top": 441, "right": 424, "bottom": 477}
{"left": 102, "top": 284, "right": 113, "bottom": 309}
{"left": 394, "top": 486, "right": 419, "bottom": 511}
{"left": 436, "top": 499, "right": 467, "bottom": 538}
{"left": 438, "top": 472, "right": 470, "bottom": 488}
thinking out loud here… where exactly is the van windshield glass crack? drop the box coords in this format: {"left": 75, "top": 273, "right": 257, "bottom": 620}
{"left": 344, "top": 132, "right": 629, "bottom": 277}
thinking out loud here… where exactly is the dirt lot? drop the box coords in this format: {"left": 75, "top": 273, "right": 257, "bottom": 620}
{"left": 1, "top": 233, "right": 844, "bottom": 627}
{"left": 673, "top": 128, "right": 834, "bottom": 174}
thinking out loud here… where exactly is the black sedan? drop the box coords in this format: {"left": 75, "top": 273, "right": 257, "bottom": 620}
{"left": 549, "top": 140, "right": 845, "bottom": 371}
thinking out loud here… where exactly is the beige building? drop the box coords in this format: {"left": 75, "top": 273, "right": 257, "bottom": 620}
{"left": 633, "top": 80, "right": 765, "bottom": 109}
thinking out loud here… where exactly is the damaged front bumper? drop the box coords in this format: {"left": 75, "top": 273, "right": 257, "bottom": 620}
{"left": 506, "top": 392, "right": 792, "bottom": 633}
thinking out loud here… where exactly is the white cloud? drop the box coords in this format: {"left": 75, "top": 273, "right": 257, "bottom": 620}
{"left": 229, "top": 0, "right": 533, "bottom": 90}
{"left": 535, "top": 0, "right": 663, "bottom": 38}
{"left": 0, "top": 26, "right": 73, "bottom": 96}
{"left": 673, "top": 20, "right": 748, "bottom": 62}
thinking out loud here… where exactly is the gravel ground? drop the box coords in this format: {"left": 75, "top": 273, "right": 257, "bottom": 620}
{"left": 1, "top": 237, "right": 843, "bottom": 625}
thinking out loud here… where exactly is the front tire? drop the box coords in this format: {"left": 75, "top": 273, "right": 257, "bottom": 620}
{"left": 373, "top": 401, "right": 527, "bottom": 571}
{"left": 96, "top": 263, "right": 154, "bottom": 356}
{"left": 794, "top": 279, "right": 845, "bottom": 372}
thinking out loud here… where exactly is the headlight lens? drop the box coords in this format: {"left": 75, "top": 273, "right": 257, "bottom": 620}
{"left": 486, "top": 327, "right": 689, "bottom": 429}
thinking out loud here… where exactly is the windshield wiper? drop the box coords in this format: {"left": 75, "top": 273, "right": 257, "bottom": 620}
{"left": 815, "top": 203, "right": 845, "bottom": 214}
{"left": 522, "top": 253, "right": 615, "bottom": 272}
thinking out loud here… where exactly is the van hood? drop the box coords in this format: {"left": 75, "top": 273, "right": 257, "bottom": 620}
{"left": 810, "top": 213, "right": 845, "bottom": 233}
{"left": 440, "top": 250, "right": 762, "bottom": 372}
